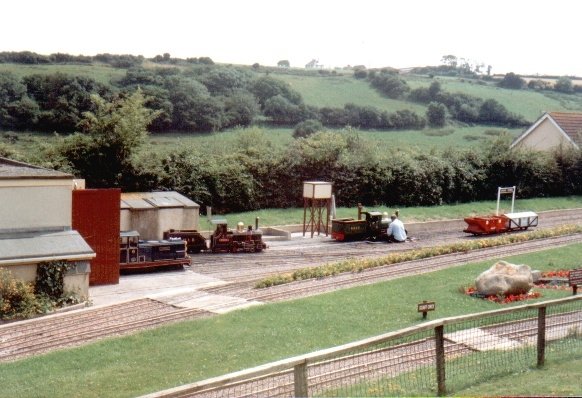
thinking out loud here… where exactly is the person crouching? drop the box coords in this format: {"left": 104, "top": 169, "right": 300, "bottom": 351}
{"left": 387, "top": 213, "right": 407, "bottom": 243}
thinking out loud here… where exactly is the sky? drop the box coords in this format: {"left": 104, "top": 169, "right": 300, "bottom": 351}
{"left": 3, "top": 0, "right": 581, "bottom": 77}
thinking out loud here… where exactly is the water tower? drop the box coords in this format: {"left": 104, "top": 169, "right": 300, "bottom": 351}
{"left": 302, "top": 181, "right": 332, "bottom": 238}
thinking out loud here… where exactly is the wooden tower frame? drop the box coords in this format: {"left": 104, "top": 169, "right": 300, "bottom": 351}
{"left": 302, "top": 181, "right": 332, "bottom": 238}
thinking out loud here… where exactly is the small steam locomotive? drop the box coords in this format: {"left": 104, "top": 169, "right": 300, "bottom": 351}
{"left": 163, "top": 220, "right": 267, "bottom": 254}
{"left": 332, "top": 211, "right": 391, "bottom": 241}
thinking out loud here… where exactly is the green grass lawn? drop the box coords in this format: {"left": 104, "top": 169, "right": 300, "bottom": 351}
{"left": 208, "top": 195, "right": 582, "bottom": 229}
{"left": 1, "top": 244, "right": 580, "bottom": 398}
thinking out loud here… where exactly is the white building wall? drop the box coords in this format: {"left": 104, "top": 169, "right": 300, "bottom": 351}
{"left": 0, "top": 179, "right": 73, "bottom": 230}
{"left": 513, "top": 119, "right": 571, "bottom": 151}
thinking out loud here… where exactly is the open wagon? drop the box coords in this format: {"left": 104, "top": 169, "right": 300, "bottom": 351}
{"left": 463, "top": 187, "right": 538, "bottom": 236}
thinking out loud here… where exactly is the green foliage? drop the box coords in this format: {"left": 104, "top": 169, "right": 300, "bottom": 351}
{"left": 426, "top": 101, "right": 446, "bottom": 127}
{"left": 292, "top": 119, "right": 323, "bottom": 138}
{"left": 528, "top": 79, "right": 553, "bottom": 90}
{"left": 22, "top": 72, "right": 113, "bottom": 133}
{"left": 498, "top": 72, "right": 526, "bottom": 89}
{"left": 35, "top": 261, "right": 72, "bottom": 301}
{"left": 0, "top": 268, "right": 39, "bottom": 319}
{"left": 251, "top": 76, "right": 303, "bottom": 108}
{"left": 58, "top": 89, "right": 159, "bottom": 187}
{"left": 369, "top": 71, "right": 410, "bottom": 99}
{"left": 554, "top": 76, "right": 574, "bottom": 93}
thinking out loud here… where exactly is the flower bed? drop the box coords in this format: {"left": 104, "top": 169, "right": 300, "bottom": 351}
{"left": 464, "top": 286, "right": 541, "bottom": 304}
{"left": 535, "top": 270, "right": 571, "bottom": 290}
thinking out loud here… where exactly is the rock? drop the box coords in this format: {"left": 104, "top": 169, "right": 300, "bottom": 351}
{"left": 475, "top": 261, "right": 533, "bottom": 296}
{"left": 531, "top": 270, "right": 541, "bottom": 283}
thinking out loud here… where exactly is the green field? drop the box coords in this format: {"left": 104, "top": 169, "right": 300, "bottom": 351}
{"left": 1, "top": 243, "right": 580, "bottom": 398}
{"left": 0, "top": 63, "right": 125, "bottom": 85}
{"left": 273, "top": 71, "right": 582, "bottom": 123}
{"left": 2, "top": 123, "right": 524, "bottom": 162}
{"left": 276, "top": 73, "right": 427, "bottom": 113}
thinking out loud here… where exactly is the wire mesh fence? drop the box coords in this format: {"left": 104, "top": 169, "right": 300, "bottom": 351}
{"left": 141, "top": 296, "right": 582, "bottom": 398}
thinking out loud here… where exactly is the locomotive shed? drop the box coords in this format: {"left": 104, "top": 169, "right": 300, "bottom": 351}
{"left": 1, "top": 208, "right": 581, "bottom": 362}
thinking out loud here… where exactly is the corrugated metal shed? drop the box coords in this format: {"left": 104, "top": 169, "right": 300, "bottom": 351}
{"left": 120, "top": 191, "right": 200, "bottom": 240}
{"left": 0, "top": 230, "right": 95, "bottom": 265}
{"left": 121, "top": 191, "right": 199, "bottom": 209}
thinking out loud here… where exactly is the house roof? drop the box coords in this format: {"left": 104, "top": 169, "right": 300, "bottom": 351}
{"left": 511, "top": 112, "right": 582, "bottom": 149}
{"left": 0, "top": 156, "right": 72, "bottom": 179}
{"left": 547, "top": 112, "right": 582, "bottom": 147}
{"left": 121, "top": 191, "right": 199, "bottom": 210}
{"left": 0, "top": 229, "right": 95, "bottom": 265}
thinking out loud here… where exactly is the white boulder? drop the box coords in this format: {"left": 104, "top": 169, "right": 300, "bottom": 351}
{"left": 475, "top": 261, "right": 533, "bottom": 296}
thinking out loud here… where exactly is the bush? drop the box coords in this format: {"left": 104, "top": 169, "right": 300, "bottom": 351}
{"left": 426, "top": 102, "right": 446, "bottom": 127}
{"left": 293, "top": 119, "right": 323, "bottom": 138}
{"left": 0, "top": 268, "right": 39, "bottom": 320}
{"left": 497, "top": 72, "right": 525, "bottom": 89}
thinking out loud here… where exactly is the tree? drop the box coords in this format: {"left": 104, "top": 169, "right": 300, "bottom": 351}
{"left": 222, "top": 90, "right": 260, "bottom": 128}
{"left": 554, "top": 77, "right": 573, "bottom": 93}
{"left": 498, "top": 72, "right": 525, "bottom": 89}
{"left": 250, "top": 76, "right": 303, "bottom": 108}
{"left": 59, "top": 89, "right": 160, "bottom": 187}
{"left": 369, "top": 73, "right": 410, "bottom": 99}
{"left": 441, "top": 55, "right": 458, "bottom": 68}
{"left": 200, "top": 67, "right": 253, "bottom": 95}
{"left": 426, "top": 102, "right": 446, "bottom": 128}
{"left": 277, "top": 60, "right": 290, "bottom": 68}
{"left": 0, "top": 71, "right": 39, "bottom": 129}
{"left": 23, "top": 73, "right": 111, "bottom": 132}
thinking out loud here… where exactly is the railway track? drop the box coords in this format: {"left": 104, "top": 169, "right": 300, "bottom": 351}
{"left": 1, "top": 210, "right": 581, "bottom": 362}
{"left": 242, "top": 234, "right": 582, "bottom": 302}
{"left": 0, "top": 299, "right": 210, "bottom": 362}
{"left": 164, "top": 311, "right": 582, "bottom": 398}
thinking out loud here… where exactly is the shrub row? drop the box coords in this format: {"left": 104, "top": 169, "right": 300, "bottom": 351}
{"left": 127, "top": 131, "right": 582, "bottom": 213}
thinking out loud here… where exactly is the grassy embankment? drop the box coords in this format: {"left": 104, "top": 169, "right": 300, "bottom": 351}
{"left": 1, "top": 243, "right": 580, "bottom": 398}
{"left": 203, "top": 195, "right": 582, "bottom": 230}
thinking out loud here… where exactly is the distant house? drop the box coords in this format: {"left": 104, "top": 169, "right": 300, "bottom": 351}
{"left": 0, "top": 157, "right": 94, "bottom": 297}
{"left": 511, "top": 112, "right": 582, "bottom": 151}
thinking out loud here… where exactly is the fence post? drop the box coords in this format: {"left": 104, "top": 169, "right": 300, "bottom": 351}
{"left": 537, "top": 306, "right": 547, "bottom": 367}
{"left": 294, "top": 361, "right": 309, "bottom": 397}
{"left": 435, "top": 325, "right": 446, "bottom": 396}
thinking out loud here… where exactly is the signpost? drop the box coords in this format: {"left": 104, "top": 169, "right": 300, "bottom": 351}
{"left": 496, "top": 186, "right": 516, "bottom": 216}
{"left": 569, "top": 268, "right": 582, "bottom": 295}
{"left": 418, "top": 301, "right": 436, "bottom": 319}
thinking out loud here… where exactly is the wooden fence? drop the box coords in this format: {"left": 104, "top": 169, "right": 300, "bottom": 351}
{"left": 140, "top": 295, "right": 582, "bottom": 398}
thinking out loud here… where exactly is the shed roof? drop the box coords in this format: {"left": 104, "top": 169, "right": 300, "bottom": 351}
{"left": 0, "top": 229, "right": 95, "bottom": 265}
{"left": 120, "top": 191, "right": 199, "bottom": 210}
{"left": 0, "top": 156, "right": 72, "bottom": 179}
